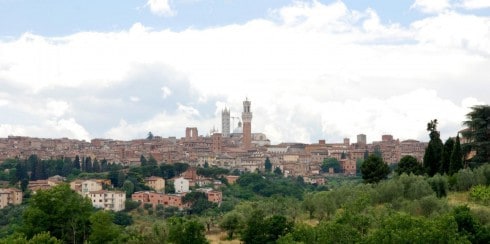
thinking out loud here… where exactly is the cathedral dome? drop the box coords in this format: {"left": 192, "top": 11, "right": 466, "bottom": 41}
{"left": 233, "top": 121, "right": 243, "bottom": 134}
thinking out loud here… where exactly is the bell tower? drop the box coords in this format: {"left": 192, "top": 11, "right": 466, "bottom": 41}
{"left": 242, "top": 98, "right": 252, "bottom": 149}
{"left": 221, "top": 107, "right": 230, "bottom": 137}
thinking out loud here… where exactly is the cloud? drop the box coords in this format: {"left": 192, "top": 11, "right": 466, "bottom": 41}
{"left": 161, "top": 86, "right": 172, "bottom": 98}
{"left": 411, "top": 0, "right": 451, "bottom": 13}
{"left": 146, "top": 0, "right": 175, "bottom": 16}
{"left": 458, "top": 0, "right": 490, "bottom": 9}
{"left": 0, "top": 1, "right": 489, "bottom": 144}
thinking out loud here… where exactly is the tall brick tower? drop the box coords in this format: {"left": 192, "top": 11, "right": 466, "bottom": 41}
{"left": 242, "top": 98, "right": 252, "bottom": 149}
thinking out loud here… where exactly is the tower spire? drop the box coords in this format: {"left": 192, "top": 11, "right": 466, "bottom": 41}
{"left": 242, "top": 98, "right": 252, "bottom": 149}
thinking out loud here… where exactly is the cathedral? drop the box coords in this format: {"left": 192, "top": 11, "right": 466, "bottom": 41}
{"left": 221, "top": 98, "right": 270, "bottom": 148}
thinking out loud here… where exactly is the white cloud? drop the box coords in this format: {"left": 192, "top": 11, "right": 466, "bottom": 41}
{"left": 146, "top": 0, "right": 174, "bottom": 16}
{"left": 161, "top": 86, "right": 172, "bottom": 98}
{"left": 0, "top": 118, "right": 90, "bottom": 141}
{"left": 411, "top": 0, "right": 451, "bottom": 13}
{"left": 177, "top": 103, "right": 200, "bottom": 117}
{"left": 458, "top": 0, "right": 490, "bottom": 9}
{"left": 0, "top": 1, "right": 489, "bottom": 143}
{"left": 48, "top": 118, "right": 91, "bottom": 141}
{"left": 45, "top": 100, "right": 70, "bottom": 118}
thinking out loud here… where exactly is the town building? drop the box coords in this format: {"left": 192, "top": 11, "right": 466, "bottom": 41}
{"left": 0, "top": 188, "right": 22, "bottom": 209}
{"left": 144, "top": 176, "right": 165, "bottom": 193}
{"left": 174, "top": 177, "right": 190, "bottom": 193}
{"left": 88, "top": 190, "right": 126, "bottom": 212}
{"left": 131, "top": 191, "right": 188, "bottom": 209}
{"left": 70, "top": 179, "right": 103, "bottom": 196}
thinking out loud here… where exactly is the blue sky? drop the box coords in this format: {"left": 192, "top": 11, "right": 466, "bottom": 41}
{"left": 0, "top": 0, "right": 489, "bottom": 143}
{"left": 3, "top": 0, "right": 487, "bottom": 37}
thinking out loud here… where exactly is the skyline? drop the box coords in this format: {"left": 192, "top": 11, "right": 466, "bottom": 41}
{"left": 0, "top": 0, "right": 489, "bottom": 144}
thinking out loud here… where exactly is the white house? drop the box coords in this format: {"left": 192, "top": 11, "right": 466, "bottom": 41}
{"left": 173, "top": 177, "right": 190, "bottom": 193}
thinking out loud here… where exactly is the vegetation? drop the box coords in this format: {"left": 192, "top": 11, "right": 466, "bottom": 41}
{"left": 462, "top": 105, "right": 490, "bottom": 167}
{"left": 0, "top": 109, "right": 489, "bottom": 243}
{"left": 361, "top": 154, "right": 390, "bottom": 183}
{"left": 424, "top": 119, "right": 444, "bottom": 176}
{"left": 321, "top": 157, "right": 342, "bottom": 173}
{"left": 395, "top": 155, "right": 423, "bottom": 176}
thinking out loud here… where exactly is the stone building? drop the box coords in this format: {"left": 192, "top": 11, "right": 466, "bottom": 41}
{"left": 0, "top": 188, "right": 22, "bottom": 209}
{"left": 144, "top": 176, "right": 165, "bottom": 193}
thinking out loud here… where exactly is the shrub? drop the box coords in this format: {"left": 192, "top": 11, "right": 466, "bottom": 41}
{"left": 156, "top": 204, "right": 164, "bottom": 211}
{"left": 375, "top": 180, "right": 403, "bottom": 204}
{"left": 475, "top": 164, "right": 490, "bottom": 185}
{"left": 124, "top": 200, "right": 140, "bottom": 212}
{"left": 455, "top": 169, "right": 479, "bottom": 191}
{"left": 427, "top": 174, "right": 449, "bottom": 198}
{"left": 469, "top": 185, "right": 490, "bottom": 205}
{"left": 143, "top": 203, "right": 153, "bottom": 210}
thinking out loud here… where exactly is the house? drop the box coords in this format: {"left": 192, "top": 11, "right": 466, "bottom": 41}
{"left": 173, "top": 177, "right": 190, "bottom": 193}
{"left": 144, "top": 176, "right": 165, "bottom": 193}
{"left": 206, "top": 190, "right": 222, "bottom": 204}
{"left": 0, "top": 188, "right": 22, "bottom": 209}
{"left": 131, "top": 191, "right": 188, "bottom": 210}
{"left": 225, "top": 175, "right": 239, "bottom": 184}
{"left": 70, "top": 179, "right": 103, "bottom": 196}
{"left": 196, "top": 188, "right": 223, "bottom": 205}
{"left": 88, "top": 190, "right": 126, "bottom": 212}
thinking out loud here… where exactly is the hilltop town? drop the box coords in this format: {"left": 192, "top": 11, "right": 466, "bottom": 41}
{"left": 0, "top": 98, "right": 428, "bottom": 178}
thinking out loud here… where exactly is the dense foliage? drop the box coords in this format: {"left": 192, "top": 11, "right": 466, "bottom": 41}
{"left": 463, "top": 105, "right": 490, "bottom": 166}
{"left": 361, "top": 154, "right": 390, "bottom": 183}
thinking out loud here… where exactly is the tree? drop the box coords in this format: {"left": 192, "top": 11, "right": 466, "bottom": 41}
{"left": 92, "top": 158, "right": 100, "bottom": 173}
{"left": 395, "top": 155, "right": 423, "bottom": 176}
{"left": 423, "top": 119, "right": 444, "bottom": 176}
{"left": 100, "top": 159, "right": 108, "bottom": 172}
{"left": 440, "top": 138, "right": 455, "bottom": 174}
{"left": 61, "top": 157, "right": 73, "bottom": 177}
{"left": 113, "top": 211, "right": 133, "bottom": 226}
{"left": 220, "top": 212, "right": 244, "bottom": 240}
{"left": 21, "top": 184, "right": 92, "bottom": 243}
{"left": 89, "top": 211, "right": 122, "bottom": 244}
{"left": 84, "top": 157, "right": 92, "bottom": 173}
{"left": 462, "top": 105, "right": 490, "bottom": 166}
{"left": 147, "top": 131, "right": 154, "bottom": 140}
{"left": 168, "top": 217, "right": 208, "bottom": 244}
{"left": 122, "top": 180, "right": 135, "bottom": 198}
{"left": 373, "top": 145, "right": 382, "bottom": 158}
{"left": 274, "top": 167, "right": 282, "bottom": 176}
{"left": 361, "top": 154, "right": 390, "bottom": 183}
{"left": 452, "top": 205, "right": 490, "bottom": 243}
{"left": 241, "top": 210, "right": 293, "bottom": 244}
{"left": 73, "top": 155, "right": 81, "bottom": 170}
{"left": 264, "top": 157, "right": 272, "bottom": 173}
{"left": 183, "top": 192, "right": 216, "bottom": 215}
{"left": 321, "top": 158, "right": 342, "bottom": 173}
{"left": 29, "top": 155, "right": 46, "bottom": 181}
{"left": 449, "top": 135, "right": 464, "bottom": 175}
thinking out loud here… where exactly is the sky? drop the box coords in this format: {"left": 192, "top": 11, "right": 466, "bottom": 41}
{"left": 0, "top": 0, "right": 489, "bottom": 144}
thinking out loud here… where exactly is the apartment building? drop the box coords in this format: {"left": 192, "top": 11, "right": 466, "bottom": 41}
{"left": 88, "top": 190, "right": 125, "bottom": 212}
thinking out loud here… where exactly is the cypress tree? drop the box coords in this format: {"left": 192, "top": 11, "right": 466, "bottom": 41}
{"left": 423, "top": 119, "right": 443, "bottom": 177}
{"left": 73, "top": 155, "right": 81, "bottom": 170}
{"left": 440, "top": 138, "right": 455, "bottom": 174}
{"left": 449, "top": 135, "right": 463, "bottom": 175}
